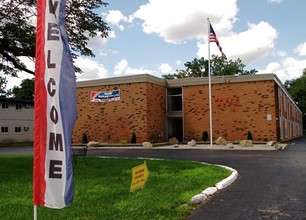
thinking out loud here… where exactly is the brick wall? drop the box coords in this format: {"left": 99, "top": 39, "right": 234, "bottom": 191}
{"left": 277, "top": 86, "right": 304, "bottom": 141}
{"left": 73, "top": 74, "right": 303, "bottom": 144}
{"left": 183, "top": 80, "right": 278, "bottom": 142}
{"left": 73, "top": 82, "right": 166, "bottom": 144}
{"left": 146, "top": 83, "right": 167, "bottom": 142}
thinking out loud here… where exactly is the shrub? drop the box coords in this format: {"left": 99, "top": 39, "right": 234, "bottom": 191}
{"left": 131, "top": 132, "right": 137, "bottom": 144}
{"left": 82, "top": 133, "right": 88, "bottom": 144}
{"left": 202, "top": 131, "right": 208, "bottom": 142}
{"left": 247, "top": 131, "right": 253, "bottom": 140}
{"left": 150, "top": 131, "right": 164, "bottom": 143}
{"left": 103, "top": 135, "right": 111, "bottom": 143}
{"left": 119, "top": 140, "right": 127, "bottom": 144}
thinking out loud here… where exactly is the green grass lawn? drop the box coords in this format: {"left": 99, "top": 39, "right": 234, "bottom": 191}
{"left": 0, "top": 155, "right": 231, "bottom": 220}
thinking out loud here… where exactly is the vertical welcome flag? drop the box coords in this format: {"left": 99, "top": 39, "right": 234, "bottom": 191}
{"left": 33, "top": 0, "right": 77, "bottom": 209}
{"left": 209, "top": 24, "right": 226, "bottom": 58}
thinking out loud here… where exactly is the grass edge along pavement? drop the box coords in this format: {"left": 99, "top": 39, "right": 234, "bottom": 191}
{"left": 0, "top": 155, "right": 233, "bottom": 220}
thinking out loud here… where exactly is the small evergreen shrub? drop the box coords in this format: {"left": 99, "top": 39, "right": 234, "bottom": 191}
{"left": 247, "top": 131, "right": 253, "bottom": 140}
{"left": 202, "top": 131, "right": 208, "bottom": 142}
{"left": 82, "top": 133, "right": 88, "bottom": 144}
{"left": 131, "top": 132, "right": 137, "bottom": 144}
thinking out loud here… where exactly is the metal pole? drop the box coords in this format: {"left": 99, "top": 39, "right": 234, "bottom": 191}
{"left": 207, "top": 18, "right": 213, "bottom": 147}
{"left": 34, "top": 205, "right": 37, "bottom": 220}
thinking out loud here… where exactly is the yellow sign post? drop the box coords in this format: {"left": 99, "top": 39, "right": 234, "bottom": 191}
{"left": 130, "top": 161, "right": 149, "bottom": 192}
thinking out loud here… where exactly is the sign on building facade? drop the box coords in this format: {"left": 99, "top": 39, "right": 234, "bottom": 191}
{"left": 90, "top": 89, "right": 120, "bottom": 102}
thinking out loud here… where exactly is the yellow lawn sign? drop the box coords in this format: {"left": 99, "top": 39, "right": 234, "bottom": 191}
{"left": 130, "top": 161, "right": 149, "bottom": 192}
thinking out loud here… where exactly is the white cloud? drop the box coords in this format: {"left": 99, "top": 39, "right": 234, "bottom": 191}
{"left": 75, "top": 57, "right": 108, "bottom": 81}
{"left": 125, "top": 66, "right": 154, "bottom": 75}
{"left": 88, "top": 30, "right": 116, "bottom": 49}
{"left": 228, "top": 21, "right": 278, "bottom": 63}
{"left": 2, "top": 56, "right": 108, "bottom": 89}
{"left": 133, "top": 0, "right": 279, "bottom": 70}
{"left": 259, "top": 62, "right": 281, "bottom": 74}
{"left": 176, "top": 60, "right": 182, "bottom": 66}
{"left": 197, "top": 21, "right": 278, "bottom": 64}
{"left": 294, "top": 42, "right": 306, "bottom": 56}
{"left": 133, "top": 0, "right": 238, "bottom": 44}
{"left": 281, "top": 57, "right": 306, "bottom": 80}
{"left": 267, "top": 0, "right": 283, "bottom": 4}
{"left": 114, "top": 59, "right": 154, "bottom": 75}
{"left": 106, "top": 10, "right": 128, "bottom": 31}
{"left": 259, "top": 57, "right": 306, "bottom": 82}
{"left": 159, "top": 63, "right": 173, "bottom": 73}
{"left": 114, "top": 59, "right": 129, "bottom": 75}
{"left": 276, "top": 50, "right": 287, "bottom": 57}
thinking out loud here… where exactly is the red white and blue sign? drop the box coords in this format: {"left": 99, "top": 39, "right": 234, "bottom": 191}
{"left": 33, "top": 0, "right": 77, "bottom": 209}
{"left": 90, "top": 89, "right": 120, "bottom": 102}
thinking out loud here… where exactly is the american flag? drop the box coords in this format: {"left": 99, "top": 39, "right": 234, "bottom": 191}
{"left": 209, "top": 24, "right": 226, "bottom": 58}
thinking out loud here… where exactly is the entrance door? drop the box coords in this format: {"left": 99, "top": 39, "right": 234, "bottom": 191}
{"left": 167, "top": 117, "right": 183, "bottom": 142}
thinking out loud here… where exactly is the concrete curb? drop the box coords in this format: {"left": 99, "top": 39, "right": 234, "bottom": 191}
{"left": 90, "top": 143, "right": 287, "bottom": 151}
{"left": 191, "top": 163, "right": 238, "bottom": 205}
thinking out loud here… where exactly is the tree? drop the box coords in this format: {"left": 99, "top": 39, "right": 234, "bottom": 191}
{"left": 163, "top": 57, "right": 208, "bottom": 79}
{"left": 0, "top": 0, "right": 110, "bottom": 77}
{"left": 0, "top": 76, "right": 7, "bottom": 94}
{"left": 8, "top": 78, "right": 34, "bottom": 100}
{"left": 162, "top": 56, "right": 257, "bottom": 79}
{"left": 285, "top": 69, "right": 306, "bottom": 128}
{"left": 284, "top": 69, "right": 306, "bottom": 112}
{"left": 210, "top": 55, "right": 258, "bottom": 76}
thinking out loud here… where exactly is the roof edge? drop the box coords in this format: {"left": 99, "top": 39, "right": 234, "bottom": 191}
{"left": 76, "top": 74, "right": 166, "bottom": 88}
{"left": 166, "top": 73, "right": 276, "bottom": 87}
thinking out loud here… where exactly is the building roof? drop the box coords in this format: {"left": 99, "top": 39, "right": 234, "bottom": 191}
{"left": 76, "top": 73, "right": 280, "bottom": 88}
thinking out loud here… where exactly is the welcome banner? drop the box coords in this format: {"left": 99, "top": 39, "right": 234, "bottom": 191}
{"left": 33, "top": 0, "right": 77, "bottom": 209}
{"left": 90, "top": 89, "right": 120, "bottom": 102}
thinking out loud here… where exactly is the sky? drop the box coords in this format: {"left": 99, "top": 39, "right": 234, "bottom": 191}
{"left": 3, "top": 0, "right": 306, "bottom": 89}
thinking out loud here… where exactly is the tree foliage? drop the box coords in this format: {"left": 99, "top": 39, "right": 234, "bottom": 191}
{"left": 0, "top": 76, "right": 7, "bottom": 94}
{"left": 162, "top": 56, "right": 258, "bottom": 79}
{"left": 285, "top": 69, "right": 306, "bottom": 114}
{"left": 8, "top": 78, "right": 34, "bottom": 100}
{"left": 0, "top": 0, "right": 110, "bottom": 77}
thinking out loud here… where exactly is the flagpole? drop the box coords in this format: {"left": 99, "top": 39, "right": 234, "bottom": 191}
{"left": 207, "top": 18, "right": 213, "bottom": 147}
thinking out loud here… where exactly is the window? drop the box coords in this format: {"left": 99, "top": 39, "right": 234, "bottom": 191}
{"left": 167, "top": 88, "right": 183, "bottom": 111}
{"left": 1, "top": 127, "right": 8, "bottom": 133}
{"left": 1, "top": 103, "right": 9, "bottom": 109}
{"left": 16, "top": 103, "right": 22, "bottom": 110}
{"left": 15, "top": 127, "right": 22, "bottom": 133}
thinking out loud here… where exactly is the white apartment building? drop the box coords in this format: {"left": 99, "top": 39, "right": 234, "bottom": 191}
{"left": 0, "top": 97, "right": 34, "bottom": 143}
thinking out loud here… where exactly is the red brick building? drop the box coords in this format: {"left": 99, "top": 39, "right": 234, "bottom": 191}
{"left": 72, "top": 73, "right": 303, "bottom": 143}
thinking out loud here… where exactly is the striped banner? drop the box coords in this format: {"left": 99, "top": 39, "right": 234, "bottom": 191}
{"left": 33, "top": 0, "right": 77, "bottom": 209}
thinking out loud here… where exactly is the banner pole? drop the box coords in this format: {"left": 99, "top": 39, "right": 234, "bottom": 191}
{"left": 34, "top": 205, "right": 37, "bottom": 220}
